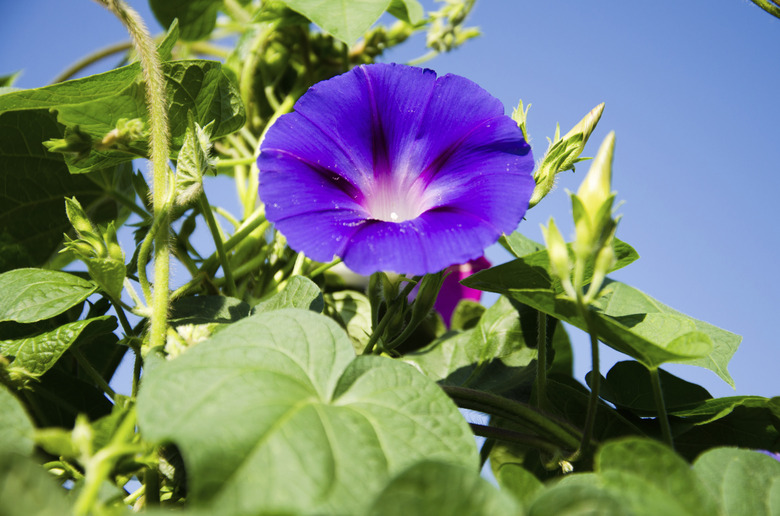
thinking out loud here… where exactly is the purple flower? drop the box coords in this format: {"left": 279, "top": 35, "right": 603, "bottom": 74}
{"left": 436, "top": 256, "right": 492, "bottom": 325}
{"left": 257, "top": 63, "right": 534, "bottom": 275}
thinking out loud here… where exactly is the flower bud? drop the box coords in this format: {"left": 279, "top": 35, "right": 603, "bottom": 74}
{"left": 585, "top": 242, "right": 616, "bottom": 303}
{"left": 43, "top": 125, "right": 93, "bottom": 161}
{"left": 529, "top": 104, "right": 605, "bottom": 209}
{"left": 95, "top": 117, "right": 147, "bottom": 151}
{"left": 561, "top": 103, "right": 604, "bottom": 156}
{"left": 576, "top": 131, "right": 615, "bottom": 223}
{"left": 541, "top": 218, "right": 576, "bottom": 298}
{"left": 62, "top": 198, "right": 126, "bottom": 299}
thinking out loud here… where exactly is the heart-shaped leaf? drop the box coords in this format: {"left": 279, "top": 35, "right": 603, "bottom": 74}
{"left": 0, "top": 386, "right": 34, "bottom": 456}
{"left": 138, "top": 308, "right": 477, "bottom": 515}
{"left": 281, "top": 0, "right": 391, "bottom": 44}
{"left": 693, "top": 447, "right": 780, "bottom": 516}
{"left": 368, "top": 461, "right": 521, "bottom": 515}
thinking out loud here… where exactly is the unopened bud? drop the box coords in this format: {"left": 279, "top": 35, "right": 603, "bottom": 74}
{"left": 64, "top": 197, "right": 97, "bottom": 238}
{"left": 562, "top": 103, "right": 604, "bottom": 150}
{"left": 529, "top": 104, "right": 605, "bottom": 209}
{"left": 43, "top": 126, "right": 92, "bottom": 161}
{"left": 576, "top": 131, "right": 615, "bottom": 222}
{"left": 585, "top": 243, "right": 616, "bottom": 303}
{"left": 540, "top": 218, "right": 575, "bottom": 298}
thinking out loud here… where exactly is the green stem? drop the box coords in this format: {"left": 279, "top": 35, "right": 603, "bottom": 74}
{"left": 750, "top": 0, "right": 780, "bottom": 18}
{"left": 170, "top": 211, "right": 268, "bottom": 300}
{"left": 199, "top": 192, "right": 237, "bottom": 296}
{"left": 470, "top": 423, "right": 562, "bottom": 456}
{"left": 222, "top": 0, "right": 251, "bottom": 22}
{"left": 105, "top": 187, "right": 148, "bottom": 218}
{"left": 649, "top": 367, "right": 674, "bottom": 448}
{"left": 94, "top": 0, "right": 172, "bottom": 352}
{"left": 70, "top": 347, "right": 117, "bottom": 401}
{"left": 110, "top": 298, "right": 135, "bottom": 337}
{"left": 362, "top": 278, "right": 419, "bottom": 355}
{"left": 443, "top": 386, "right": 582, "bottom": 451}
{"left": 132, "top": 346, "right": 142, "bottom": 398}
{"left": 74, "top": 409, "right": 139, "bottom": 516}
{"left": 137, "top": 206, "right": 168, "bottom": 304}
{"left": 536, "top": 310, "right": 549, "bottom": 410}
{"left": 216, "top": 156, "right": 257, "bottom": 169}
{"left": 576, "top": 299, "right": 600, "bottom": 459}
{"left": 190, "top": 41, "right": 232, "bottom": 59}
{"left": 52, "top": 40, "right": 132, "bottom": 83}
{"left": 309, "top": 258, "right": 342, "bottom": 278}
{"left": 407, "top": 49, "right": 439, "bottom": 66}
{"left": 145, "top": 462, "right": 160, "bottom": 507}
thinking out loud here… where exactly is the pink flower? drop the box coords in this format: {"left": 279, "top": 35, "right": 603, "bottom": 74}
{"left": 435, "top": 256, "right": 491, "bottom": 325}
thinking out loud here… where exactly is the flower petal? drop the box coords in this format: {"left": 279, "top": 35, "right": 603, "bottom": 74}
{"left": 341, "top": 208, "right": 498, "bottom": 275}
{"left": 257, "top": 63, "right": 535, "bottom": 275}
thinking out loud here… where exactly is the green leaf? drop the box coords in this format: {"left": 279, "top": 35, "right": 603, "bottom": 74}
{"left": 367, "top": 461, "right": 522, "bottom": 515}
{"left": 150, "top": 0, "right": 220, "bottom": 41}
{"left": 0, "top": 71, "right": 20, "bottom": 88}
{"left": 387, "top": 0, "right": 424, "bottom": 24}
{"left": 0, "top": 269, "right": 96, "bottom": 323}
{"left": 1, "top": 316, "right": 116, "bottom": 379}
{"left": 0, "top": 110, "right": 129, "bottom": 271}
{"left": 323, "top": 290, "right": 373, "bottom": 354}
{"left": 693, "top": 447, "right": 780, "bottom": 516}
{"left": 0, "top": 386, "right": 34, "bottom": 456}
{"left": 449, "top": 299, "right": 485, "bottom": 331}
{"left": 0, "top": 453, "right": 72, "bottom": 516}
{"left": 464, "top": 246, "right": 740, "bottom": 385}
{"left": 590, "top": 361, "right": 712, "bottom": 416}
{"left": 501, "top": 232, "right": 639, "bottom": 270}
{"left": 495, "top": 462, "right": 544, "bottom": 509}
{"left": 404, "top": 298, "right": 569, "bottom": 397}
{"left": 169, "top": 296, "right": 250, "bottom": 327}
{"left": 669, "top": 395, "right": 774, "bottom": 423}
{"left": 137, "top": 309, "right": 477, "bottom": 515}
{"left": 500, "top": 232, "right": 545, "bottom": 258}
{"left": 544, "top": 377, "right": 644, "bottom": 441}
{"left": 157, "top": 18, "right": 180, "bottom": 60}
{"left": 0, "top": 59, "right": 245, "bottom": 174}
{"left": 529, "top": 476, "right": 631, "bottom": 516}
{"left": 594, "top": 437, "right": 720, "bottom": 516}
{"left": 281, "top": 0, "right": 391, "bottom": 44}
{"left": 252, "top": 275, "right": 324, "bottom": 314}
{"left": 667, "top": 395, "right": 779, "bottom": 460}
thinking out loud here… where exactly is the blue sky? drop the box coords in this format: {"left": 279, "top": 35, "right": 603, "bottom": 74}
{"left": 1, "top": 1, "right": 778, "bottom": 399}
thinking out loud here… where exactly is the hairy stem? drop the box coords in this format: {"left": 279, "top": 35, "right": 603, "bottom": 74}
{"left": 94, "top": 0, "right": 172, "bottom": 351}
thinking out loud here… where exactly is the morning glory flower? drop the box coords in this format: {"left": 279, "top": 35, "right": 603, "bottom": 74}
{"left": 436, "top": 256, "right": 492, "bottom": 325}
{"left": 257, "top": 63, "right": 534, "bottom": 275}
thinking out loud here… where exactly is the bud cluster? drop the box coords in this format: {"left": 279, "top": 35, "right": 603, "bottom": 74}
{"left": 426, "top": 0, "right": 480, "bottom": 53}
{"left": 541, "top": 132, "right": 620, "bottom": 304}
{"left": 62, "top": 197, "right": 126, "bottom": 300}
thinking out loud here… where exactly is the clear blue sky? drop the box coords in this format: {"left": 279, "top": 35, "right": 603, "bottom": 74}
{"left": 1, "top": 1, "right": 777, "bottom": 399}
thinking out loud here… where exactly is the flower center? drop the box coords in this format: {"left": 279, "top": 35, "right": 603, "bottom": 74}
{"left": 363, "top": 175, "right": 428, "bottom": 223}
